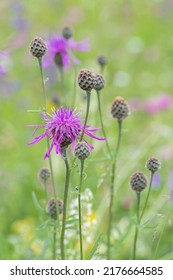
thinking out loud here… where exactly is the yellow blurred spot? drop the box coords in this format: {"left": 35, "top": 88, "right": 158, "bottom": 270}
{"left": 11, "top": 217, "right": 35, "bottom": 241}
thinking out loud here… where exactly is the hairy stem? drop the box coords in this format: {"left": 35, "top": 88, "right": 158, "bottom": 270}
{"left": 60, "top": 148, "right": 70, "bottom": 259}
{"left": 80, "top": 91, "right": 91, "bottom": 141}
{"left": 139, "top": 172, "right": 154, "bottom": 223}
{"left": 107, "top": 120, "right": 122, "bottom": 259}
{"left": 133, "top": 192, "right": 141, "bottom": 260}
{"left": 78, "top": 160, "right": 84, "bottom": 260}
{"left": 96, "top": 90, "right": 111, "bottom": 157}
{"left": 38, "top": 58, "right": 60, "bottom": 259}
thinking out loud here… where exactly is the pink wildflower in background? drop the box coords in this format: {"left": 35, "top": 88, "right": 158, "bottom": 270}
{"left": 145, "top": 93, "right": 172, "bottom": 114}
{"left": 28, "top": 107, "right": 105, "bottom": 159}
{"left": 43, "top": 36, "right": 90, "bottom": 68}
{"left": 129, "top": 93, "right": 172, "bottom": 115}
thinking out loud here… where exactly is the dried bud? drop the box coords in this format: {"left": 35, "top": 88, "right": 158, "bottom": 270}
{"left": 97, "top": 55, "right": 107, "bottom": 67}
{"left": 93, "top": 74, "right": 105, "bottom": 91}
{"left": 39, "top": 168, "right": 50, "bottom": 184}
{"left": 46, "top": 198, "right": 63, "bottom": 219}
{"left": 74, "top": 142, "right": 90, "bottom": 160}
{"left": 30, "top": 37, "right": 46, "bottom": 58}
{"left": 146, "top": 157, "right": 161, "bottom": 173}
{"left": 78, "top": 69, "right": 95, "bottom": 92}
{"left": 111, "top": 96, "right": 130, "bottom": 120}
{"left": 62, "top": 26, "right": 73, "bottom": 39}
{"left": 130, "top": 172, "right": 147, "bottom": 193}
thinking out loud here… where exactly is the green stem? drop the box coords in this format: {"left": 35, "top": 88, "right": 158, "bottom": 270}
{"left": 78, "top": 160, "right": 84, "bottom": 260}
{"left": 139, "top": 172, "right": 154, "bottom": 223}
{"left": 38, "top": 58, "right": 60, "bottom": 258}
{"left": 53, "top": 223, "right": 56, "bottom": 260}
{"left": 107, "top": 120, "right": 122, "bottom": 259}
{"left": 59, "top": 66, "right": 66, "bottom": 106}
{"left": 96, "top": 90, "right": 111, "bottom": 157}
{"left": 60, "top": 148, "right": 70, "bottom": 259}
{"left": 38, "top": 58, "right": 47, "bottom": 111}
{"left": 133, "top": 192, "right": 141, "bottom": 260}
{"left": 71, "top": 65, "right": 77, "bottom": 108}
{"left": 80, "top": 91, "right": 91, "bottom": 141}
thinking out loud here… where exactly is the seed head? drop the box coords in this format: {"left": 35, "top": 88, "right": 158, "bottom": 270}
{"left": 130, "top": 172, "right": 147, "bottom": 193}
{"left": 74, "top": 142, "right": 90, "bottom": 160}
{"left": 62, "top": 26, "right": 73, "bottom": 39}
{"left": 46, "top": 198, "right": 63, "bottom": 219}
{"left": 111, "top": 96, "right": 130, "bottom": 120}
{"left": 146, "top": 157, "right": 161, "bottom": 173}
{"left": 93, "top": 74, "right": 105, "bottom": 91}
{"left": 78, "top": 69, "right": 95, "bottom": 92}
{"left": 39, "top": 168, "right": 50, "bottom": 184}
{"left": 97, "top": 55, "right": 107, "bottom": 67}
{"left": 30, "top": 37, "right": 46, "bottom": 58}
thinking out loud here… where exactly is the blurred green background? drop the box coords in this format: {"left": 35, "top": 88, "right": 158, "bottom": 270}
{"left": 0, "top": 0, "right": 173, "bottom": 259}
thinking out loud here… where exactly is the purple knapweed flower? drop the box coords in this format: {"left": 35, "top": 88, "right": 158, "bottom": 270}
{"left": 28, "top": 107, "right": 105, "bottom": 159}
{"left": 43, "top": 36, "right": 90, "bottom": 68}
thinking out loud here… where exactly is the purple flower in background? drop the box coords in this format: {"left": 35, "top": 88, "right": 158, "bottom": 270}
{"left": 145, "top": 93, "right": 172, "bottom": 114}
{"left": 43, "top": 36, "right": 90, "bottom": 68}
{"left": 152, "top": 172, "right": 161, "bottom": 189}
{"left": 0, "top": 51, "right": 10, "bottom": 74}
{"left": 28, "top": 107, "right": 105, "bottom": 159}
{"left": 167, "top": 170, "right": 173, "bottom": 204}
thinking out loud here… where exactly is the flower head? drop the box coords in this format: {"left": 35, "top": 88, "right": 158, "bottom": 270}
{"left": 28, "top": 107, "right": 105, "bottom": 159}
{"left": 30, "top": 37, "right": 47, "bottom": 58}
{"left": 146, "top": 157, "right": 161, "bottom": 173}
{"left": 111, "top": 96, "right": 130, "bottom": 121}
{"left": 43, "top": 35, "right": 90, "bottom": 68}
{"left": 130, "top": 171, "right": 147, "bottom": 193}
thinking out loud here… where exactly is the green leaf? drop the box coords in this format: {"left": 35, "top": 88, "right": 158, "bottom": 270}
{"left": 87, "top": 233, "right": 103, "bottom": 260}
{"left": 32, "top": 192, "right": 45, "bottom": 214}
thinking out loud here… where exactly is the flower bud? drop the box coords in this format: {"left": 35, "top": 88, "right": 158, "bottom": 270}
{"left": 111, "top": 96, "right": 130, "bottom": 120}
{"left": 78, "top": 69, "right": 95, "bottom": 92}
{"left": 62, "top": 26, "right": 73, "bottom": 39}
{"left": 74, "top": 142, "right": 90, "bottom": 160}
{"left": 30, "top": 37, "right": 46, "bottom": 58}
{"left": 130, "top": 171, "right": 147, "bottom": 193}
{"left": 93, "top": 74, "right": 105, "bottom": 91}
{"left": 146, "top": 157, "right": 161, "bottom": 173}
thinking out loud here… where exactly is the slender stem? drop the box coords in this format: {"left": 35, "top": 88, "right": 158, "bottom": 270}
{"left": 38, "top": 58, "right": 60, "bottom": 259}
{"left": 53, "top": 223, "right": 56, "bottom": 260}
{"left": 38, "top": 58, "right": 47, "bottom": 111}
{"left": 59, "top": 66, "right": 66, "bottom": 106}
{"left": 71, "top": 65, "right": 77, "bottom": 108}
{"left": 96, "top": 90, "right": 111, "bottom": 157}
{"left": 139, "top": 172, "right": 154, "bottom": 223}
{"left": 80, "top": 91, "right": 91, "bottom": 141}
{"left": 133, "top": 192, "right": 141, "bottom": 260}
{"left": 78, "top": 160, "right": 84, "bottom": 260}
{"left": 107, "top": 120, "right": 122, "bottom": 259}
{"left": 60, "top": 148, "right": 70, "bottom": 259}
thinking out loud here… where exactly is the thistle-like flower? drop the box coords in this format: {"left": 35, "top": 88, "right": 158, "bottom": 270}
{"left": 28, "top": 107, "right": 105, "bottom": 159}
{"left": 130, "top": 171, "right": 147, "bottom": 193}
{"left": 46, "top": 198, "right": 63, "bottom": 219}
{"left": 39, "top": 167, "right": 50, "bottom": 184}
{"left": 146, "top": 157, "right": 161, "bottom": 173}
{"left": 93, "top": 74, "right": 105, "bottom": 91}
{"left": 97, "top": 55, "right": 107, "bottom": 67}
{"left": 111, "top": 96, "right": 130, "bottom": 121}
{"left": 30, "top": 37, "right": 47, "bottom": 58}
{"left": 43, "top": 35, "right": 90, "bottom": 68}
{"left": 62, "top": 26, "right": 73, "bottom": 39}
{"left": 74, "top": 142, "right": 90, "bottom": 160}
{"left": 78, "top": 69, "right": 95, "bottom": 92}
